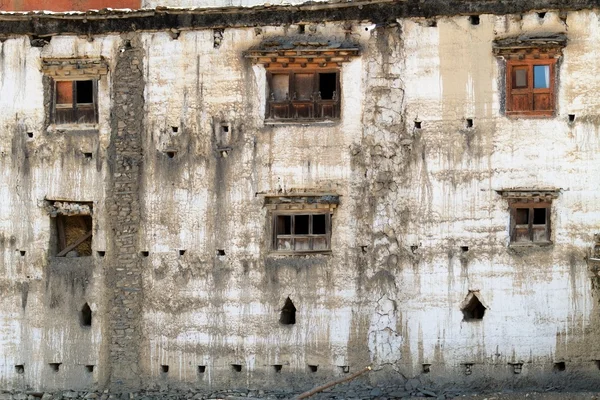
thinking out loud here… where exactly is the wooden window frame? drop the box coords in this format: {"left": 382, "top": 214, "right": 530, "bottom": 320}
{"left": 266, "top": 69, "right": 340, "bottom": 121}
{"left": 509, "top": 202, "right": 551, "bottom": 245}
{"left": 53, "top": 79, "right": 99, "bottom": 124}
{"left": 506, "top": 59, "right": 557, "bottom": 117}
{"left": 272, "top": 211, "right": 332, "bottom": 254}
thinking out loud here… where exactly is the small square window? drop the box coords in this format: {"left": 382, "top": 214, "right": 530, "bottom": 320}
{"left": 510, "top": 203, "right": 551, "bottom": 244}
{"left": 53, "top": 79, "right": 98, "bottom": 124}
{"left": 272, "top": 213, "right": 331, "bottom": 253}
{"left": 55, "top": 215, "right": 93, "bottom": 257}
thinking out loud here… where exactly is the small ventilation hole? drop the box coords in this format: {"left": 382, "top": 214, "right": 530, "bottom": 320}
{"left": 280, "top": 297, "right": 296, "bottom": 325}
{"left": 26, "top": 132, "right": 33, "bottom": 138}
{"left": 85, "top": 365, "right": 94, "bottom": 373}
{"left": 198, "top": 365, "right": 206, "bottom": 374}
{"left": 422, "top": 364, "right": 431, "bottom": 373}
{"left": 97, "top": 251, "right": 105, "bottom": 257}
{"left": 49, "top": 363, "right": 61, "bottom": 372}
{"left": 179, "top": 249, "right": 186, "bottom": 256}
{"left": 273, "top": 365, "right": 282, "bottom": 373}
{"left": 414, "top": 121, "right": 422, "bottom": 129}
{"left": 511, "top": 363, "right": 523, "bottom": 374}
{"left": 84, "top": 153, "right": 93, "bottom": 159}
{"left": 80, "top": 303, "right": 92, "bottom": 327}
{"left": 338, "top": 366, "right": 350, "bottom": 374}
{"left": 172, "top": 126, "right": 179, "bottom": 133}
{"left": 410, "top": 245, "right": 418, "bottom": 253}
{"left": 461, "top": 246, "right": 469, "bottom": 252}
{"left": 166, "top": 151, "right": 176, "bottom": 159}
{"left": 161, "top": 365, "right": 169, "bottom": 373}
{"left": 569, "top": 114, "right": 576, "bottom": 123}
{"left": 554, "top": 362, "right": 565, "bottom": 372}
{"left": 231, "top": 364, "right": 242, "bottom": 372}
{"left": 464, "top": 363, "right": 473, "bottom": 375}
{"left": 469, "top": 15, "right": 480, "bottom": 25}
{"left": 466, "top": 118, "right": 474, "bottom": 128}
{"left": 217, "top": 249, "right": 226, "bottom": 256}
{"left": 538, "top": 12, "right": 546, "bottom": 19}
{"left": 140, "top": 251, "right": 149, "bottom": 257}
{"left": 15, "top": 365, "right": 24, "bottom": 374}
{"left": 298, "top": 24, "right": 305, "bottom": 34}
{"left": 360, "top": 245, "right": 368, "bottom": 253}
{"left": 19, "top": 251, "right": 26, "bottom": 256}
{"left": 308, "top": 365, "right": 318, "bottom": 372}
{"left": 462, "top": 294, "right": 486, "bottom": 320}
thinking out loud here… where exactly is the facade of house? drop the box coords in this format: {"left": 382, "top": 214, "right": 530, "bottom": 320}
{"left": 1, "top": 0, "right": 600, "bottom": 395}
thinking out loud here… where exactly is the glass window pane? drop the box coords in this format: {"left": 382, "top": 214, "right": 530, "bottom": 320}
{"left": 271, "top": 74, "right": 289, "bottom": 101}
{"left": 513, "top": 69, "right": 527, "bottom": 88}
{"left": 533, "top": 65, "right": 550, "bottom": 88}
{"left": 294, "top": 215, "right": 309, "bottom": 234}
{"left": 56, "top": 81, "right": 73, "bottom": 105}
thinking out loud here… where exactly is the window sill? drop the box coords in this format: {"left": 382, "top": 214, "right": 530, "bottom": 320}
{"left": 505, "top": 112, "right": 555, "bottom": 119}
{"left": 269, "top": 250, "right": 332, "bottom": 256}
{"left": 47, "top": 124, "right": 99, "bottom": 133}
{"left": 509, "top": 241, "right": 553, "bottom": 248}
{"left": 264, "top": 119, "right": 340, "bottom": 127}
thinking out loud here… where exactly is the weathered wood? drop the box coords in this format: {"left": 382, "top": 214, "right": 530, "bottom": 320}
{"left": 56, "top": 216, "right": 67, "bottom": 251}
{"left": 56, "top": 230, "right": 92, "bottom": 257}
{"left": 294, "top": 366, "right": 372, "bottom": 400}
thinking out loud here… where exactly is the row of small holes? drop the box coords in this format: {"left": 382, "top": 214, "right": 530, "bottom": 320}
{"left": 15, "top": 364, "right": 95, "bottom": 373}
{"left": 414, "top": 115, "right": 577, "bottom": 131}
{"left": 139, "top": 250, "right": 226, "bottom": 257}
{"left": 159, "top": 364, "right": 331, "bottom": 374}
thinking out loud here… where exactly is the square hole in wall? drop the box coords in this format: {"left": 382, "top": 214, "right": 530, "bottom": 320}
{"left": 422, "top": 364, "right": 431, "bottom": 373}
{"left": 554, "top": 362, "right": 565, "bottom": 372}
{"left": 54, "top": 214, "right": 93, "bottom": 257}
{"left": 308, "top": 365, "right": 318, "bottom": 373}
{"left": 231, "top": 364, "right": 242, "bottom": 372}
{"left": 140, "top": 251, "right": 149, "bottom": 257}
{"left": 15, "top": 365, "right": 24, "bottom": 374}
{"left": 97, "top": 251, "right": 105, "bottom": 257}
{"left": 198, "top": 365, "right": 206, "bottom": 374}
{"left": 338, "top": 366, "right": 349, "bottom": 374}
{"left": 272, "top": 364, "right": 282, "bottom": 373}
{"left": 85, "top": 365, "right": 94, "bottom": 373}
{"left": 49, "top": 363, "right": 61, "bottom": 372}
{"left": 161, "top": 365, "right": 169, "bottom": 374}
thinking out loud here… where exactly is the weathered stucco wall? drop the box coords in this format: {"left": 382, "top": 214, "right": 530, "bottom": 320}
{"left": 1, "top": 4, "right": 600, "bottom": 395}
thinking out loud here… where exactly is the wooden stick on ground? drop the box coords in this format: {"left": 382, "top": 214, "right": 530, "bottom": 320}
{"left": 294, "top": 365, "right": 372, "bottom": 400}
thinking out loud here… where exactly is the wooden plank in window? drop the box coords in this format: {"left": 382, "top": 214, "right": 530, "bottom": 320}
{"left": 510, "top": 93, "right": 531, "bottom": 112}
{"left": 533, "top": 93, "right": 552, "bottom": 111}
{"left": 56, "top": 81, "right": 73, "bottom": 105}
{"left": 294, "top": 73, "right": 314, "bottom": 100}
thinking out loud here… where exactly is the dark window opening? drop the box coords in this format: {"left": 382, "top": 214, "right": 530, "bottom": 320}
{"left": 533, "top": 208, "right": 546, "bottom": 224}
{"left": 515, "top": 208, "right": 529, "bottom": 225}
{"left": 273, "top": 365, "right": 282, "bottom": 373}
{"left": 80, "top": 303, "right": 92, "bottom": 327}
{"left": 179, "top": 249, "right": 186, "bottom": 256}
{"left": 308, "top": 365, "right": 318, "bottom": 372}
{"left": 554, "top": 362, "right": 565, "bottom": 372}
{"left": 273, "top": 213, "right": 331, "bottom": 252}
{"left": 280, "top": 297, "right": 297, "bottom": 325}
{"left": 294, "top": 215, "right": 309, "bottom": 235}
{"left": 569, "top": 114, "right": 576, "bottom": 123}
{"left": 53, "top": 79, "right": 97, "bottom": 124}
{"left": 469, "top": 15, "right": 480, "bottom": 25}
{"left": 466, "top": 118, "right": 474, "bottom": 128}
{"left": 49, "top": 363, "right": 61, "bottom": 372}
{"left": 217, "top": 249, "right": 226, "bottom": 256}
{"left": 231, "top": 364, "right": 242, "bottom": 372}
{"left": 161, "top": 365, "right": 169, "bottom": 373}
{"left": 298, "top": 24, "right": 305, "bottom": 34}
{"left": 198, "top": 365, "right": 206, "bottom": 374}
{"left": 15, "top": 365, "right": 24, "bottom": 374}
{"left": 55, "top": 214, "right": 93, "bottom": 257}
{"left": 462, "top": 294, "right": 486, "bottom": 320}
{"left": 319, "top": 73, "right": 337, "bottom": 100}
{"left": 414, "top": 121, "right": 422, "bottom": 129}
{"left": 422, "top": 364, "right": 431, "bottom": 373}
{"left": 85, "top": 365, "right": 94, "bottom": 373}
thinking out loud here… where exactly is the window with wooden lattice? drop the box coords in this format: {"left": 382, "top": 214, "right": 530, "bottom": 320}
{"left": 53, "top": 80, "right": 98, "bottom": 124}
{"left": 267, "top": 69, "right": 340, "bottom": 121}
